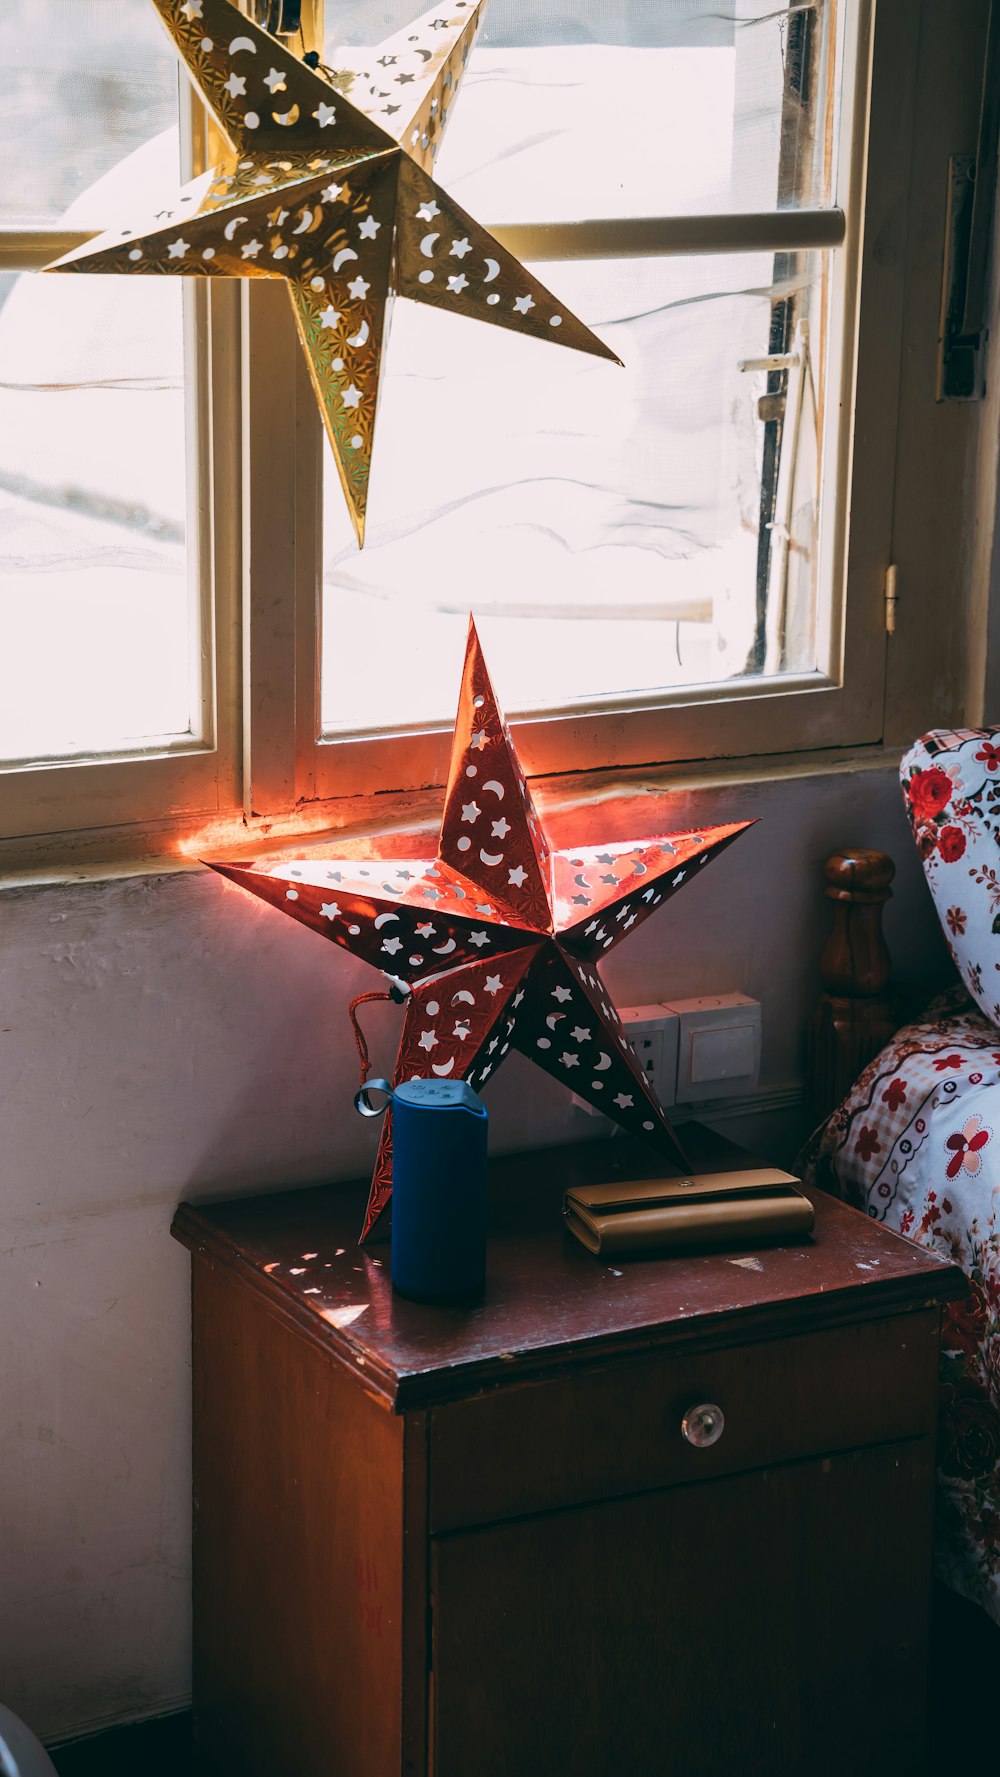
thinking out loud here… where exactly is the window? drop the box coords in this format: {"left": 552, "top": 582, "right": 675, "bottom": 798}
{"left": 0, "top": 0, "right": 988, "bottom": 862}
{"left": 320, "top": 1, "right": 845, "bottom": 740}
{"left": 0, "top": 0, "right": 240, "bottom": 851}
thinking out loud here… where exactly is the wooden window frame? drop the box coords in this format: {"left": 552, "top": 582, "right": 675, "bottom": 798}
{"left": 0, "top": 0, "right": 990, "bottom": 873}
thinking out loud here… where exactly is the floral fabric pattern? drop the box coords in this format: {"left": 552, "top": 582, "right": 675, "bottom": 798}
{"left": 806, "top": 989, "right": 1000, "bottom": 1624}
{"left": 900, "top": 728, "right": 1000, "bottom": 1023}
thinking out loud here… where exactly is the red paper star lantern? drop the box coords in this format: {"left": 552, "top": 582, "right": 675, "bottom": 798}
{"left": 209, "top": 621, "right": 753, "bottom": 1239}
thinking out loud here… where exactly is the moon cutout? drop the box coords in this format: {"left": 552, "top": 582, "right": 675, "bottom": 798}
{"left": 452, "top": 989, "right": 475, "bottom": 1006}
{"left": 432, "top": 1059, "right": 456, "bottom": 1076}
{"left": 479, "top": 850, "right": 503, "bottom": 866}
{"left": 432, "top": 938, "right": 457, "bottom": 956}
{"left": 229, "top": 35, "right": 257, "bottom": 54}
{"left": 293, "top": 209, "right": 315, "bottom": 235}
{"left": 373, "top": 912, "right": 399, "bottom": 929}
{"left": 224, "top": 215, "right": 249, "bottom": 240}
{"left": 482, "top": 779, "right": 504, "bottom": 799}
{"left": 483, "top": 258, "right": 500, "bottom": 282}
{"left": 273, "top": 105, "right": 301, "bottom": 128}
{"left": 420, "top": 232, "right": 440, "bottom": 257}
{"left": 348, "top": 319, "right": 370, "bottom": 347}
{"left": 546, "top": 1014, "right": 564, "bottom": 1031}
{"left": 333, "top": 247, "right": 358, "bottom": 271}
{"left": 595, "top": 1052, "right": 612, "bottom": 1071}
{"left": 415, "top": 47, "right": 433, "bottom": 62}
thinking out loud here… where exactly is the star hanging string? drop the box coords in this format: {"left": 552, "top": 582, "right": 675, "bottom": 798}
{"left": 208, "top": 619, "right": 754, "bottom": 1241}
{"left": 45, "top": 0, "right": 619, "bottom": 544}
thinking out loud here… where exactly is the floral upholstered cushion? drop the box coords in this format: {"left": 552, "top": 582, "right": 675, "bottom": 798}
{"left": 901, "top": 728, "right": 1000, "bottom": 1021}
{"left": 804, "top": 989, "right": 1000, "bottom": 1624}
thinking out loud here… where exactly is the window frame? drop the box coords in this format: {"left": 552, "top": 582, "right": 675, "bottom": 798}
{"left": 0, "top": 77, "right": 243, "bottom": 844}
{"left": 296, "top": 0, "right": 898, "bottom": 797}
{"left": 0, "top": 0, "right": 990, "bottom": 870}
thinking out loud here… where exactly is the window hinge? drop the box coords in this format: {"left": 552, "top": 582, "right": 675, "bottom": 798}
{"left": 884, "top": 563, "right": 899, "bottom": 635}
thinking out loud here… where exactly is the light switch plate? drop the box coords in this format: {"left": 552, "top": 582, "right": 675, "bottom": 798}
{"left": 662, "top": 993, "right": 762, "bottom": 1103}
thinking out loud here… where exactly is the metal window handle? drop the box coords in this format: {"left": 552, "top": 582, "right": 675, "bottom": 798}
{"left": 681, "top": 1403, "right": 725, "bottom": 1449}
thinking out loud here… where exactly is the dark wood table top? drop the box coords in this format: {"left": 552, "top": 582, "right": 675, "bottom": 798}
{"left": 172, "top": 1126, "right": 964, "bottom": 1410}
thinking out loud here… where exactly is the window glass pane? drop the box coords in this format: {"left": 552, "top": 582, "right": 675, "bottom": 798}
{"left": 321, "top": 249, "right": 828, "bottom": 734}
{"left": 0, "top": 0, "right": 179, "bottom": 227}
{"left": 0, "top": 271, "right": 195, "bottom": 763}
{"left": 327, "top": 0, "right": 841, "bottom": 222}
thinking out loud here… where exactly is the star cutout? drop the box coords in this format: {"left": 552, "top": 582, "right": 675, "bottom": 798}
{"left": 341, "top": 383, "right": 363, "bottom": 409}
{"left": 206, "top": 620, "right": 752, "bottom": 1240}
{"left": 320, "top": 901, "right": 340, "bottom": 919}
{"left": 46, "top": 0, "right": 620, "bottom": 548}
{"left": 319, "top": 305, "right": 341, "bottom": 330}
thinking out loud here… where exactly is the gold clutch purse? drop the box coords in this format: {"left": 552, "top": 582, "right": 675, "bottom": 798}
{"left": 562, "top": 1168, "right": 815, "bottom": 1258}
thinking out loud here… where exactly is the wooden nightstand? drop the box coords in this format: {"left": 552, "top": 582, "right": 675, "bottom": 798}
{"left": 172, "top": 1129, "right": 963, "bottom": 1777}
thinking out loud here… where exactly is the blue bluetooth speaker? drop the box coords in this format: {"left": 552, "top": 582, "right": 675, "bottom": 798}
{"left": 356, "top": 1077, "right": 488, "bottom": 1302}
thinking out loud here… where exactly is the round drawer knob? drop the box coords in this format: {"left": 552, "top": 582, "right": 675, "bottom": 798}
{"left": 681, "top": 1402, "right": 725, "bottom": 1448}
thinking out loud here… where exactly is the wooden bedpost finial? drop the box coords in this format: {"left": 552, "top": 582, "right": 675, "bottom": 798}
{"left": 820, "top": 850, "right": 895, "bottom": 998}
{"left": 807, "top": 850, "right": 897, "bottom": 1130}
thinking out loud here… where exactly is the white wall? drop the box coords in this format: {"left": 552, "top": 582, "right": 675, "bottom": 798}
{"left": 1, "top": 763, "right": 949, "bottom": 1740}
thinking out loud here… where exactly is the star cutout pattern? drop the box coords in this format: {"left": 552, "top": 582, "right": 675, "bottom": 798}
{"left": 45, "top": 0, "right": 620, "bottom": 546}
{"left": 207, "top": 620, "right": 754, "bottom": 1241}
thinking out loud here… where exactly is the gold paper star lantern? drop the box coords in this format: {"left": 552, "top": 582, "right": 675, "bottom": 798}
{"left": 46, "top": 0, "right": 620, "bottom": 544}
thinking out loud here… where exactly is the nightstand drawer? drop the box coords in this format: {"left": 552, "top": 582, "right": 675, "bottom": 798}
{"left": 428, "top": 1311, "right": 939, "bottom": 1531}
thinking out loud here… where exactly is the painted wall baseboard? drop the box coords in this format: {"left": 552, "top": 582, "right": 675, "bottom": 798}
{"left": 675, "top": 1082, "right": 808, "bottom": 1125}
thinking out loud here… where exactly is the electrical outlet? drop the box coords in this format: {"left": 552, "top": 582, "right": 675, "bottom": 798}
{"left": 620, "top": 1005, "right": 679, "bottom": 1107}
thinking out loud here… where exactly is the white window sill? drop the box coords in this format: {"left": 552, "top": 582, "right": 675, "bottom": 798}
{"left": 0, "top": 740, "right": 907, "bottom": 892}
